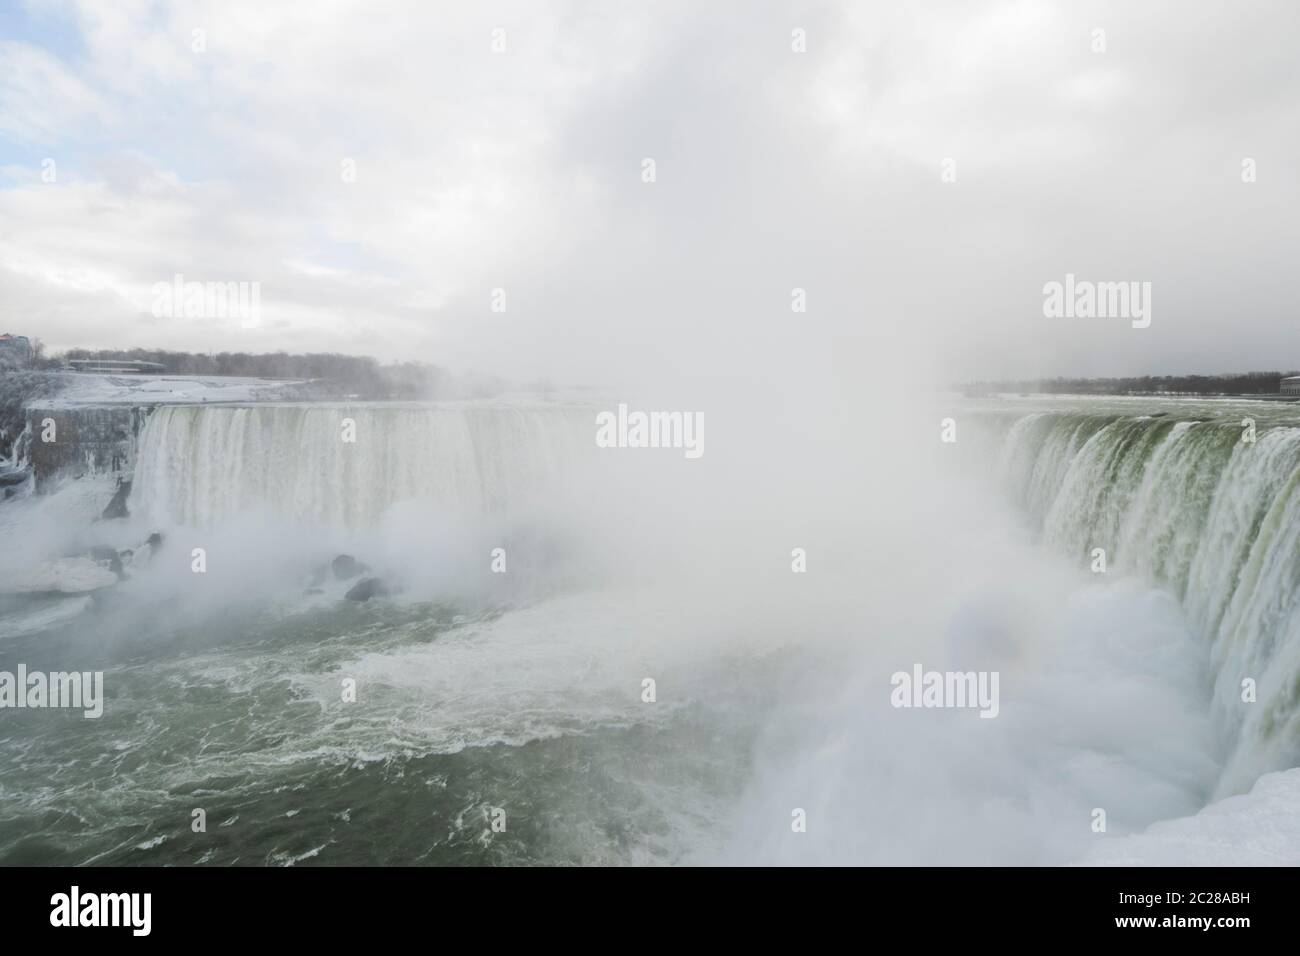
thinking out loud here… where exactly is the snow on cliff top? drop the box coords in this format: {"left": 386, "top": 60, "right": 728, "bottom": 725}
{"left": 1082, "top": 768, "right": 1300, "bottom": 866}
{"left": 36, "top": 372, "right": 307, "bottom": 407}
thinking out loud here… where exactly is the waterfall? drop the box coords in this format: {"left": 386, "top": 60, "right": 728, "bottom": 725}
{"left": 1002, "top": 411, "right": 1300, "bottom": 795}
{"left": 129, "top": 403, "right": 595, "bottom": 529}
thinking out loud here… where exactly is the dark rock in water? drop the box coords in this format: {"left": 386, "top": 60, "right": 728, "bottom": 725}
{"left": 127, "top": 533, "right": 163, "bottom": 567}
{"left": 332, "top": 554, "right": 366, "bottom": 580}
{"left": 101, "top": 480, "right": 132, "bottom": 519}
{"left": 345, "top": 577, "right": 389, "bottom": 601}
{"left": 0, "top": 465, "right": 29, "bottom": 488}
{"left": 87, "top": 545, "right": 125, "bottom": 579}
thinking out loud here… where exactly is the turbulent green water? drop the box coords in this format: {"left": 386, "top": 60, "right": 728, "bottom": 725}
{"left": 0, "top": 593, "right": 765, "bottom": 865}
{"left": 0, "top": 403, "right": 769, "bottom": 866}
{"left": 994, "top": 397, "right": 1300, "bottom": 795}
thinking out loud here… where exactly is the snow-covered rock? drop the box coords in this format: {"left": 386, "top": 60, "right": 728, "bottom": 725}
{"left": 5, "top": 556, "right": 119, "bottom": 594}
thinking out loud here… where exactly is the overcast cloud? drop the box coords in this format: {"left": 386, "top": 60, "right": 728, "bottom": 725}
{"left": 1, "top": 0, "right": 1298, "bottom": 388}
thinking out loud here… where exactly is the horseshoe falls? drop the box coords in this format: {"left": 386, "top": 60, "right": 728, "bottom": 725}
{"left": 999, "top": 405, "right": 1300, "bottom": 800}
{"left": 4, "top": 395, "right": 1300, "bottom": 866}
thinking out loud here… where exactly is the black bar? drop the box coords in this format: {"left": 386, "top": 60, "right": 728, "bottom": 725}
{"left": 0, "top": 866, "right": 1282, "bottom": 941}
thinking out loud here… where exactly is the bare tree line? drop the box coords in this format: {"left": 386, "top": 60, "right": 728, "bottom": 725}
{"left": 964, "top": 372, "right": 1300, "bottom": 396}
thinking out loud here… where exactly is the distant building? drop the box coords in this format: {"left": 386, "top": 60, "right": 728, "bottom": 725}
{"left": 66, "top": 359, "right": 167, "bottom": 374}
{"left": 1282, "top": 376, "right": 1300, "bottom": 396}
{"left": 0, "top": 333, "right": 33, "bottom": 366}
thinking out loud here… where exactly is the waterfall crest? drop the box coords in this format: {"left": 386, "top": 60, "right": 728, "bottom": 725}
{"left": 130, "top": 403, "right": 594, "bottom": 529}
{"left": 1002, "top": 412, "right": 1300, "bottom": 794}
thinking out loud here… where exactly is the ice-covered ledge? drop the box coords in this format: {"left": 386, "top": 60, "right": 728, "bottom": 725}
{"left": 1081, "top": 768, "right": 1300, "bottom": 866}
{"left": 20, "top": 373, "right": 309, "bottom": 494}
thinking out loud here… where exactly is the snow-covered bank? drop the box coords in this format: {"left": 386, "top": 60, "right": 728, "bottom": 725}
{"left": 1083, "top": 768, "right": 1300, "bottom": 866}
{"left": 39, "top": 372, "right": 307, "bottom": 407}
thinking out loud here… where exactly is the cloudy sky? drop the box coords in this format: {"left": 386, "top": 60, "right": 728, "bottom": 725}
{"left": 1, "top": 0, "right": 1297, "bottom": 387}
